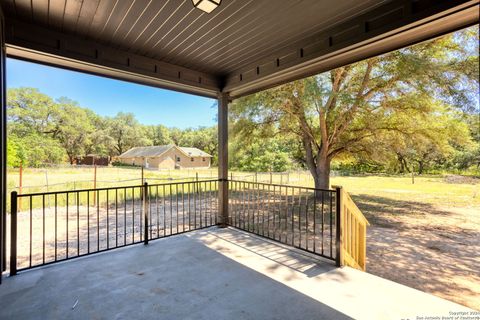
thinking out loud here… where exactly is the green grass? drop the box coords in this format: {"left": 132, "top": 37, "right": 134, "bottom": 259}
{"left": 7, "top": 166, "right": 478, "bottom": 212}
{"left": 7, "top": 166, "right": 219, "bottom": 194}
{"left": 330, "top": 176, "right": 479, "bottom": 207}
{"left": 235, "top": 171, "right": 479, "bottom": 207}
{"left": 6, "top": 166, "right": 220, "bottom": 211}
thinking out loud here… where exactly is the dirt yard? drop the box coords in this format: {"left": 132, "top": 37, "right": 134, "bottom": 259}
{"left": 5, "top": 195, "right": 218, "bottom": 271}
{"left": 5, "top": 168, "right": 480, "bottom": 310}
{"left": 344, "top": 176, "right": 480, "bottom": 310}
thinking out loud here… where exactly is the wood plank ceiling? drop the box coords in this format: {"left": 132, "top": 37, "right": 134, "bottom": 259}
{"left": 1, "top": 0, "right": 478, "bottom": 98}
{"left": 2, "top": 0, "right": 385, "bottom": 75}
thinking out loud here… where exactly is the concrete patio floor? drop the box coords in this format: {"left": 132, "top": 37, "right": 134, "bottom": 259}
{"left": 0, "top": 227, "right": 473, "bottom": 320}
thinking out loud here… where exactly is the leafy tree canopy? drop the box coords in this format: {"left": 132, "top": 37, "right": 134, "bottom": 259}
{"left": 230, "top": 26, "right": 479, "bottom": 187}
{"left": 7, "top": 88, "right": 219, "bottom": 167}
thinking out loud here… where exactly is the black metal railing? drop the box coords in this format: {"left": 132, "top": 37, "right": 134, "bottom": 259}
{"left": 7, "top": 178, "right": 339, "bottom": 276}
{"left": 228, "top": 180, "right": 338, "bottom": 261}
{"left": 9, "top": 180, "right": 219, "bottom": 274}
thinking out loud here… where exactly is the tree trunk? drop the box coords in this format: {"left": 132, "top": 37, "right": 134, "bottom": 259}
{"left": 397, "top": 153, "right": 406, "bottom": 173}
{"left": 417, "top": 160, "right": 424, "bottom": 175}
{"left": 313, "top": 156, "right": 331, "bottom": 190}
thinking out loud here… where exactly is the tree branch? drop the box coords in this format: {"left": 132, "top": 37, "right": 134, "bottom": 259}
{"left": 330, "top": 60, "right": 375, "bottom": 145}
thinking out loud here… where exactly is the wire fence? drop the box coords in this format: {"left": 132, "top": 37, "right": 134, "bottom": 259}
{"left": 6, "top": 165, "right": 320, "bottom": 214}
{"left": 7, "top": 165, "right": 220, "bottom": 193}
{"left": 8, "top": 166, "right": 318, "bottom": 193}
{"left": 229, "top": 170, "right": 321, "bottom": 185}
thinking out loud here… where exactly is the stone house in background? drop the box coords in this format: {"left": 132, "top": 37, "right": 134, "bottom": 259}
{"left": 117, "top": 145, "right": 212, "bottom": 169}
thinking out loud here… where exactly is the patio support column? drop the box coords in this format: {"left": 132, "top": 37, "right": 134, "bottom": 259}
{"left": 0, "top": 7, "right": 6, "bottom": 283}
{"left": 218, "top": 92, "right": 229, "bottom": 227}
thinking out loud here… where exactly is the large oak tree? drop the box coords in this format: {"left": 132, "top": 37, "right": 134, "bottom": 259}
{"left": 230, "top": 27, "right": 478, "bottom": 189}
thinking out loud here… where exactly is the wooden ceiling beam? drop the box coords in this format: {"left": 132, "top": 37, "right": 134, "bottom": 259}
{"left": 224, "top": 0, "right": 479, "bottom": 99}
{"left": 3, "top": 1, "right": 478, "bottom": 99}
{"left": 4, "top": 19, "right": 222, "bottom": 98}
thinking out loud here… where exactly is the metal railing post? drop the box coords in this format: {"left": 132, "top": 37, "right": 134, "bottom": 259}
{"left": 335, "top": 186, "right": 342, "bottom": 267}
{"left": 10, "top": 191, "right": 17, "bottom": 276}
{"left": 143, "top": 182, "right": 149, "bottom": 245}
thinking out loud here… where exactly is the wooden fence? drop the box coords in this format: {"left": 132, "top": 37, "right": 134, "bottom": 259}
{"left": 337, "top": 187, "right": 369, "bottom": 271}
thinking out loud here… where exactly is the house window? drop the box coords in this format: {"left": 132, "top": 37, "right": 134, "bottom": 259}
{"left": 191, "top": 158, "right": 194, "bottom": 162}
{"left": 176, "top": 156, "right": 181, "bottom": 162}
{"left": 202, "top": 158, "right": 206, "bottom": 162}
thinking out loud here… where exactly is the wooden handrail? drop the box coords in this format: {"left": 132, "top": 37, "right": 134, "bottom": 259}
{"left": 335, "top": 186, "right": 369, "bottom": 271}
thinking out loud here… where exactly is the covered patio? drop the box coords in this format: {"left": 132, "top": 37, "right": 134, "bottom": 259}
{"left": 0, "top": 227, "right": 472, "bottom": 319}
{"left": 0, "top": 0, "right": 479, "bottom": 318}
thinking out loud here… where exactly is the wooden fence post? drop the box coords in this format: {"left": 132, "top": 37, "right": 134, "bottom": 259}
{"left": 93, "top": 164, "right": 97, "bottom": 206}
{"left": 18, "top": 162, "right": 22, "bottom": 212}
{"left": 358, "top": 223, "right": 366, "bottom": 270}
{"left": 45, "top": 170, "right": 50, "bottom": 207}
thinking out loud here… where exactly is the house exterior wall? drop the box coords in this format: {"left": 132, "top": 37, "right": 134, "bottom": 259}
{"left": 118, "top": 148, "right": 211, "bottom": 169}
{"left": 148, "top": 149, "right": 176, "bottom": 169}
{"left": 117, "top": 157, "right": 141, "bottom": 166}
{"left": 178, "top": 155, "right": 211, "bottom": 168}
{"left": 166, "top": 148, "right": 211, "bottom": 169}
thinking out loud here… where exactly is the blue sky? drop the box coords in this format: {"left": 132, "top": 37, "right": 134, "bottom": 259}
{"left": 6, "top": 58, "right": 217, "bottom": 129}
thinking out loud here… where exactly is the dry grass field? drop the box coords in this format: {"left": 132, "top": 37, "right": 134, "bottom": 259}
{"left": 5, "top": 166, "right": 480, "bottom": 310}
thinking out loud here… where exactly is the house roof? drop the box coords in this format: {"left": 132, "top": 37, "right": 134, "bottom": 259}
{"left": 178, "top": 147, "right": 212, "bottom": 158}
{"left": 118, "top": 145, "right": 212, "bottom": 158}
{"left": 118, "top": 145, "right": 175, "bottom": 158}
